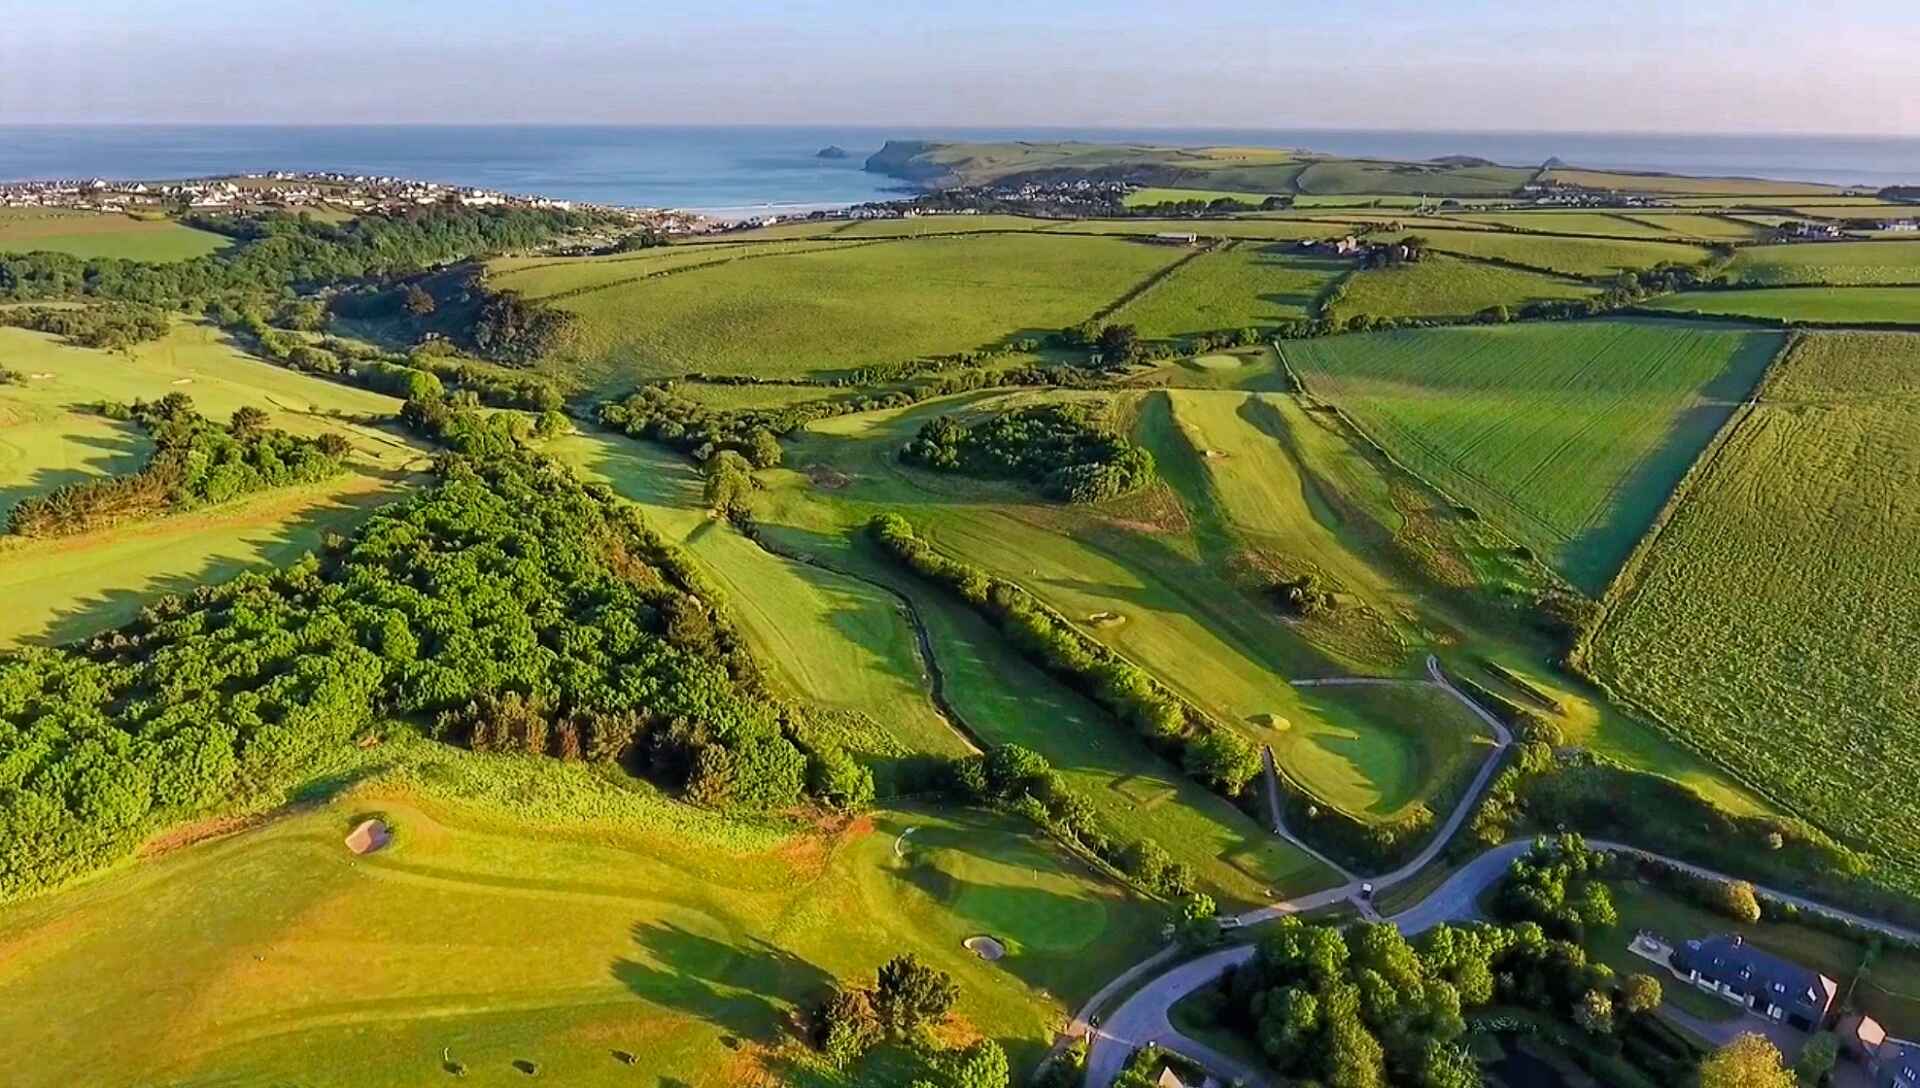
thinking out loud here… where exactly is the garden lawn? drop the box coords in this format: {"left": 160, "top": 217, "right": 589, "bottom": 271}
{"left": 0, "top": 775, "right": 1159, "bottom": 1088}
{"left": 1328, "top": 256, "right": 1598, "bottom": 322}
{"left": 1110, "top": 244, "right": 1347, "bottom": 337}
{"left": 0, "top": 207, "right": 231, "bottom": 262}
{"left": 537, "top": 234, "right": 1185, "bottom": 391}
{"left": 1725, "top": 241, "right": 1920, "bottom": 286}
{"left": 1642, "top": 286, "right": 1920, "bottom": 324}
{"left": 1285, "top": 320, "right": 1783, "bottom": 592}
{"left": 1589, "top": 332, "right": 1920, "bottom": 880}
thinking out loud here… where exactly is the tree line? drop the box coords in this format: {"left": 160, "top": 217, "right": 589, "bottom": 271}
{"left": 899, "top": 401, "right": 1156, "bottom": 503}
{"left": 0, "top": 302, "right": 172, "bottom": 350}
{"left": 0, "top": 448, "right": 869, "bottom": 900}
{"left": 5, "top": 394, "right": 350, "bottom": 538}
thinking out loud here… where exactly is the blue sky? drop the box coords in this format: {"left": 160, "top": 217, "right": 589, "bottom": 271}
{"left": 1, "top": 0, "right": 1915, "bottom": 133}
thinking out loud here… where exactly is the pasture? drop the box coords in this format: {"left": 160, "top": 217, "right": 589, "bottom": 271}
{"left": 1109, "top": 244, "right": 1347, "bottom": 337}
{"left": 0, "top": 207, "right": 231, "bottom": 262}
{"left": 1328, "top": 255, "right": 1598, "bottom": 321}
{"left": 484, "top": 241, "right": 842, "bottom": 298}
{"left": 1284, "top": 320, "right": 1783, "bottom": 592}
{"left": 0, "top": 774, "right": 1160, "bottom": 1088}
{"left": 0, "top": 322, "right": 425, "bottom": 645}
{"left": 1123, "top": 186, "right": 1285, "bottom": 207}
{"left": 1725, "top": 241, "right": 1920, "bottom": 286}
{"left": 1293, "top": 159, "right": 1533, "bottom": 196}
{"left": 533, "top": 234, "right": 1185, "bottom": 390}
{"left": 1539, "top": 168, "right": 1842, "bottom": 195}
{"left": 1404, "top": 227, "right": 1713, "bottom": 278}
{"left": 1450, "top": 211, "right": 1685, "bottom": 239}
{"left": 1609, "top": 213, "right": 1767, "bottom": 242}
{"left": 1590, "top": 331, "right": 1920, "bottom": 876}
{"left": 1643, "top": 286, "right": 1920, "bottom": 323}
{"left": 1048, "top": 217, "right": 1344, "bottom": 242}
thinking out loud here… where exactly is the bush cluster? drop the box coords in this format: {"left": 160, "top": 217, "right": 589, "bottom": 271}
{"left": 0, "top": 451, "right": 859, "bottom": 899}
{"left": 5, "top": 394, "right": 348, "bottom": 538}
{"left": 0, "top": 302, "right": 172, "bottom": 349}
{"left": 899, "top": 402, "right": 1156, "bottom": 503}
{"left": 1494, "top": 834, "right": 1619, "bottom": 942}
{"left": 870, "top": 515, "right": 1261, "bottom": 801}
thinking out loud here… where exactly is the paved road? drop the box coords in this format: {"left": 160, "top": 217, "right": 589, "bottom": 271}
{"left": 1080, "top": 835, "right": 1920, "bottom": 1088}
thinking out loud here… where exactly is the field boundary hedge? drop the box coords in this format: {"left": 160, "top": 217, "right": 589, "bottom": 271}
{"left": 1086, "top": 241, "right": 1218, "bottom": 324}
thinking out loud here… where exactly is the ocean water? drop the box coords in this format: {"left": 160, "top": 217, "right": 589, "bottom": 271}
{"left": 2, "top": 125, "right": 1916, "bottom": 213}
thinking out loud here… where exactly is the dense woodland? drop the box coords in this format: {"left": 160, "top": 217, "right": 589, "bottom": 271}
{"left": 899, "top": 401, "right": 1156, "bottom": 502}
{"left": 0, "top": 450, "right": 869, "bottom": 898}
{"left": 5, "top": 395, "right": 350, "bottom": 537}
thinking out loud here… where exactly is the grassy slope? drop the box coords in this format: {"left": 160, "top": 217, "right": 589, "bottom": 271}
{"left": 1540, "top": 169, "right": 1843, "bottom": 196}
{"left": 538, "top": 235, "right": 1184, "bottom": 391}
{"left": 0, "top": 765, "right": 1159, "bottom": 1088}
{"left": 1590, "top": 332, "right": 1920, "bottom": 877}
{"left": 1294, "top": 160, "right": 1533, "bottom": 196}
{"left": 0, "top": 322, "right": 428, "bottom": 646}
{"left": 1286, "top": 320, "right": 1782, "bottom": 593}
{"left": 1329, "top": 255, "right": 1598, "bottom": 322}
{"left": 1643, "top": 287, "right": 1920, "bottom": 323}
{"left": 0, "top": 208, "right": 231, "bottom": 262}
{"left": 1109, "top": 244, "right": 1346, "bottom": 336}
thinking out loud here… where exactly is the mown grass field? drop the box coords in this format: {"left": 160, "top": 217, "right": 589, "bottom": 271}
{"left": 1286, "top": 320, "right": 1783, "bottom": 592}
{"left": 0, "top": 207, "right": 232, "bottom": 261}
{"left": 1590, "top": 332, "right": 1920, "bottom": 876}
{"left": 1405, "top": 227, "right": 1713, "bottom": 278}
{"left": 0, "top": 322, "right": 426, "bottom": 645}
{"left": 1109, "top": 244, "right": 1346, "bottom": 337}
{"left": 535, "top": 234, "right": 1184, "bottom": 391}
{"left": 0, "top": 759, "right": 1160, "bottom": 1088}
{"left": 1329, "top": 255, "right": 1598, "bottom": 321}
{"left": 1725, "top": 241, "right": 1920, "bottom": 286}
{"left": 1643, "top": 286, "right": 1920, "bottom": 323}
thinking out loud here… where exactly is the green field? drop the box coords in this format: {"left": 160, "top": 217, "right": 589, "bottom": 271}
{"left": 1109, "top": 244, "right": 1347, "bottom": 337}
{"left": 1725, "top": 241, "right": 1920, "bottom": 286}
{"left": 1590, "top": 331, "right": 1920, "bottom": 876}
{"left": 1330, "top": 255, "right": 1598, "bottom": 321}
{"left": 485, "top": 241, "right": 843, "bottom": 298}
{"left": 1452, "top": 212, "right": 1686, "bottom": 239}
{"left": 1048, "top": 217, "right": 1345, "bottom": 242}
{"left": 1540, "top": 169, "right": 1843, "bottom": 196}
{"left": 0, "top": 322, "right": 426, "bottom": 645}
{"left": 0, "top": 207, "right": 232, "bottom": 262}
{"left": 532, "top": 234, "right": 1185, "bottom": 390}
{"left": 1285, "top": 320, "right": 1783, "bottom": 592}
{"left": 1610, "top": 213, "right": 1767, "bottom": 242}
{"left": 1293, "top": 159, "right": 1534, "bottom": 196}
{"left": 1122, "top": 186, "right": 1286, "bottom": 207}
{"left": 1405, "top": 227, "right": 1713, "bottom": 278}
{"left": 833, "top": 214, "right": 1059, "bottom": 238}
{"left": 1643, "top": 286, "right": 1920, "bottom": 323}
{"left": 0, "top": 767, "right": 1160, "bottom": 1088}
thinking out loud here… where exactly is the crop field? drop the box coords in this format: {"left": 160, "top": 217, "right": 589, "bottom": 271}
{"left": 0, "top": 778, "right": 1160, "bottom": 1088}
{"left": 1328, "top": 255, "right": 1598, "bottom": 321}
{"left": 1643, "top": 286, "right": 1920, "bottom": 324}
{"left": 0, "top": 322, "right": 425, "bottom": 644}
{"left": 1610, "top": 213, "right": 1767, "bottom": 242}
{"left": 1725, "top": 241, "right": 1920, "bottom": 286}
{"left": 1539, "top": 168, "right": 1842, "bottom": 195}
{"left": 537, "top": 234, "right": 1184, "bottom": 391}
{"left": 1109, "top": 244, "right": 1347, "bottom": 337}
{"left": 1450, "top": 212, "right": 1685, "bottom": 239}
{"left": 1590, "top": 332, "right": 1920, "bottom": 876}
{"left": 1294, "top": 159, "right": 1534, "bottom": 196}
{"left": 1405, "top": 227, "right": 1713, "bottom": 277}
{"left": 0, "top": 207, "right": 231, "bottom": 261}
{"left": 1285, "top": 320, "right": 1783, "bottom": 592}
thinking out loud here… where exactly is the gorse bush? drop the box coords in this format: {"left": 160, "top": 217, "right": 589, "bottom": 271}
{"left": 899, "top": 401, "right": 1156, "bottom": 502}
{"left": 0, "top": 451, "right": 860, "bottom": 899}
{"left": 5, "top": 393, "right": 349, "bottom": 537}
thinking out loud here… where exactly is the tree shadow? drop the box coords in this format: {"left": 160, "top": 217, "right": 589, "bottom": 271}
{"left": 0, "top": 424, "right": 150, "bottom": 522}
{"left": 609, "top": 920, "right": 835, "bottom": 1046}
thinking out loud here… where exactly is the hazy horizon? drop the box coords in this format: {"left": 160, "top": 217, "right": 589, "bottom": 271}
{"left": 2, "top": 0, "right": 1916, "bottom": 136}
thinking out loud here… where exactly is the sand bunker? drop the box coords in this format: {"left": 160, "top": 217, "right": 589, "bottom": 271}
{"left": 804, "top": 464, "right": 852, "bottom": 489}
{"left": 1250, "top": 713, "right": 1291, "bottom": 731}
{"left": 1087, "top": 611, "right": 1126, "bottom": 628}
{"left": 964, "top": 935, "right": 1006, "bottom": 961}
{"left": 344, "top": 818, "right": 390, "bottom": 855}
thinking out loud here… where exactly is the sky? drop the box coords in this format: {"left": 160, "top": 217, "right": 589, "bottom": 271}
{"left": 1, "top": 0, "right": 1916, "bottom": 135}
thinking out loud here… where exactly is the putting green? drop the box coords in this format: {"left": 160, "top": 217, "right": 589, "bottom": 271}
{"left": 1191, "top": 352, "right": 1246, "bottom": 370}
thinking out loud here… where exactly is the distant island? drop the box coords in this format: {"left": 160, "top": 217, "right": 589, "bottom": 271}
{"left": 815, "top": 145, "right": 850, "bottom": 160}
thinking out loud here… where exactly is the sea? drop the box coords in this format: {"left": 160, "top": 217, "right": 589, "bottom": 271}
{"left": 2, "top": 125, "right": 1917, "bottom": 217}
